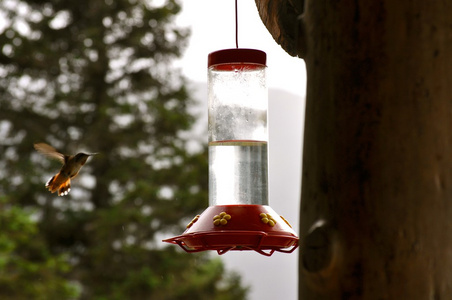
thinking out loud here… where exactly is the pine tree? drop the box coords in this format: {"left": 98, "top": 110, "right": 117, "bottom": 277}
{"left": 0, "top": 0, "right": 248, "bottom": 298}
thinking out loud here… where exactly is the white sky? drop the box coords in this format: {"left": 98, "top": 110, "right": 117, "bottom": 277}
{"left": 176, "top": 0, "right": 306, "bottom": 97}
{"left": 176, "top": 1, "right": 307, "bottom": 300}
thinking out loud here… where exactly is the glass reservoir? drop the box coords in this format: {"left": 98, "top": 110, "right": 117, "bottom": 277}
{"left": 208, "top": 49, "right": 268, "bottom": 206}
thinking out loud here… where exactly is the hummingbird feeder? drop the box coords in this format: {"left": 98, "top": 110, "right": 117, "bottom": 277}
{"left": 163, "top": 48, "right": 299, "bottom": 256}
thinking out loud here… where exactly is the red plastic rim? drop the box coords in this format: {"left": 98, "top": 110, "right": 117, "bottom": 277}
{"left": 208, "top": 48, "right": 266, "bottom": 68}
{"left": 162, "top": 205, "right": 299, "bottom": 256}
{"left": 163, "top": 231, "right": 299, "bottom": 256}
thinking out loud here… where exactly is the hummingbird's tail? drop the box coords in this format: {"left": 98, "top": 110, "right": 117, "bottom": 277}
{"left": 46, "top": 172, "right": 71, "bottom": 196}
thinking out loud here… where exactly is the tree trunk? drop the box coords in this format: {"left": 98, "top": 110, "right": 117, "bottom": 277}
{"left": 256, "top": 0, "right": 452, "bottom": 299}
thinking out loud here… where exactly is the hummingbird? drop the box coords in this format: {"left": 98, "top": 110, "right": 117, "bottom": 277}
{"left": 34, "top": 143, "right": 97, "bottom": 196}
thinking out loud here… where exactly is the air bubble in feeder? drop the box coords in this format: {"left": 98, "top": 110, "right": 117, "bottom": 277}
{"left": 163, "top": 49, "right": 299, "bottom": 256}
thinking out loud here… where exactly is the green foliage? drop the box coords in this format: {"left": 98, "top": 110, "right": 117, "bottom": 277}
{"left": 0, "top": 196, "right": 80, "bottom": 299}
{"left": 0, "top": 0, "right": 247, "bottom": 298}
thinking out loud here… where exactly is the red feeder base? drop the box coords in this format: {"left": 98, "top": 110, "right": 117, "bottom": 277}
{"left": 162, "top": 205, "right": 299, "bottom": 256}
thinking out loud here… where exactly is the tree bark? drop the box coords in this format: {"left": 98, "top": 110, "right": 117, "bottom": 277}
{"left": 256, "top": 0, "right": 452, "bottom": 299}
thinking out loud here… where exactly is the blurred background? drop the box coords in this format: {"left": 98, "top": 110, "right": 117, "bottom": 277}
{"left": 0, "top": 0, "right": 305, "bottom": 299}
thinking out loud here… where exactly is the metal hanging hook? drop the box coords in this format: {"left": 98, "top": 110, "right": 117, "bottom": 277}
{"left": 235, "top": 0, "right": 239, "bottom": 48}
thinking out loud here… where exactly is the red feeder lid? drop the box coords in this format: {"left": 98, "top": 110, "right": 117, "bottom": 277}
{"left": 208, "top": 48, "right": 266, "bottom": 68}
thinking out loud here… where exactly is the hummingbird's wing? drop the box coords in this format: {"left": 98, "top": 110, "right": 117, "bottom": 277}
{"left": 34, "top": 143, "right": 66, "bottom": 164}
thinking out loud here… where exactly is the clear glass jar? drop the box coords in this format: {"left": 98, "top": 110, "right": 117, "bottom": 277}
{"left": 207, "top": 49, "right": 268, "bottom": 206}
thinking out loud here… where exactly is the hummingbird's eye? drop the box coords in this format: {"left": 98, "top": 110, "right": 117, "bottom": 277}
{"left": 75, "top": 153, "right": 87, "bottom": 161}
